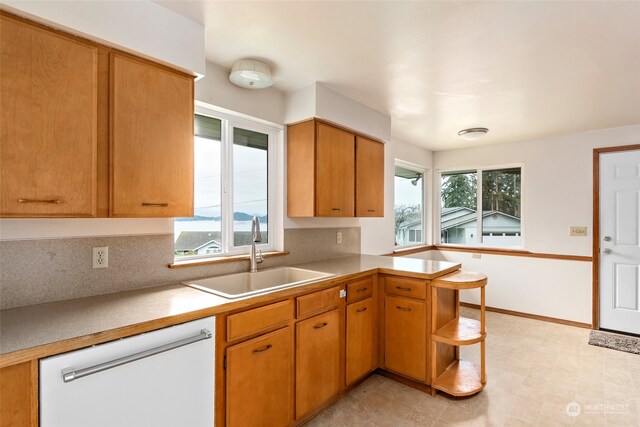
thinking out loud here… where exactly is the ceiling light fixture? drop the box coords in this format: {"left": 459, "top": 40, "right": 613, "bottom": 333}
{"left": 458, "top": 127, "right": 489, "bottom": 141}
{"left": 229, "top": 59, "right": 273, "bottom": 89}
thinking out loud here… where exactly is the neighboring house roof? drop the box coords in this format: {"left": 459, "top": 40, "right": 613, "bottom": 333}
{"left": 174, "top": 230, "right": 268, "bottom": 251}
{"left": 441, "top": 209, "right": 521, "bottom": 231}
{"left": 193, "top": 239, "right": 221, "bottom": 252}
{"left": 175, "top": 231, "right": 221, "bottom": 251}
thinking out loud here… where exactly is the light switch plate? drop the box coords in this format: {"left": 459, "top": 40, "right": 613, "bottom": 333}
{"left": 472, "top": 253, "right": 481, "bottom": 259}
{"left": 570, "top": 226, "right": 587, "bottom": 237}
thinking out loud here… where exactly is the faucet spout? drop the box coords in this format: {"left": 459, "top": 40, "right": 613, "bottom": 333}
{"left": 250, "top": 216, "right": 263, "bottom": 273}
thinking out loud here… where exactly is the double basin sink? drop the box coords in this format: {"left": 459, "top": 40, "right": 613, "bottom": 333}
{"left": 184, "top": 267, "right": 335, "bottom": 299}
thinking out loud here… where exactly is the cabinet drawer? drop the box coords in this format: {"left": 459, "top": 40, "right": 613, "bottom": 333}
{"left": 346, "top": 276, "right": 373, "bottom": 303}
{"left": 384, "top": 276, "right": 426, "bottom": 300}
{"left": 296, "top": 286, "right": 340, "bottom": 318}
{"left": 227, "top": 300, "right": 291, "bottom": 342}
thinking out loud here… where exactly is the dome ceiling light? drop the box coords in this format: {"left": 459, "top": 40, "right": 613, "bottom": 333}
{"left": 229, "top": 59, "right": 273, "bottom": 89}
{"left": 458, "top": 127, "right": 489, "bottom": 141}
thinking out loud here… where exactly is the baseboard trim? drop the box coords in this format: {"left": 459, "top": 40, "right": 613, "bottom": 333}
{"left": 459, "top": 302, "right": 592, "bottom": 329}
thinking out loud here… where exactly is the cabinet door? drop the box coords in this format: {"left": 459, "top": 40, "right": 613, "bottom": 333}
{"left": 315, "top": 123, "right": 354, "bottom": 217}
{"left": 0, "top": 361, "right": 37, "bottom": 427}
{"left": 0, "top": 14, "right": 98, "bottom": 217}
{"left": 346, "top": 298, "right": 375, "bottom": 386}
{"left": 384, "top": 295, "right": 426, "bottom": 381}
{"left": 110, "top": 53, "right": 194, "bottom": 217}
{"left": 355, "top": 136, "right": 384, "bottom": 217}
{"left": 295, "top": 308, "right": 340, "bottom": 419}
{"left": 226, "top": 327, "right": 292, "bottom": 427}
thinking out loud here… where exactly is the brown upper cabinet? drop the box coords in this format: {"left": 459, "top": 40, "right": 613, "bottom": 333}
{"left": 0, "top": 12, "right": 195, "bottom": 218}
{"left": 356, "top": 136, "right": 385, "bottom": 217}
{"left": 0, "top": 13, "right": 99, "bottom": 217}
{"left": 287, "top": 119, "right": 384, "bottom": 218}
{"left": 110, "top": 53, "right": 194, "bottom": 217}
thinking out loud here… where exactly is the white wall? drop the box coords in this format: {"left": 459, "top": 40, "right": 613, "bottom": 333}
{"left": 196, "top": 61, "right": 286, "bottom": 125}
{"left": 434, "top": 124, "right": 640, "bottom": 255}
{"left": 360, "top": 138, "right": 433, "bottom": 255}
{"left": 411, "top": 250, "right": 593, "bottom": 324}
{"left": 1, "top": 0, "right": 205, "bottom": 75}
{"left": 284, "top": 83, "right": 391, "bottom": 142}
{"left": 424, "top": 124, "right": 640, "bottom": 324}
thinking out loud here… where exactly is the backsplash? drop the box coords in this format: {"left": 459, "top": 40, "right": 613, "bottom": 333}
{"left": 0, "top": 227, "right": 360, "bottom": 309}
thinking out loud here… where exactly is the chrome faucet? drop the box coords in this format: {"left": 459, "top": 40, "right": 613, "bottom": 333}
{"left": 250, "top": 216, "right": 264, "bottom": 273}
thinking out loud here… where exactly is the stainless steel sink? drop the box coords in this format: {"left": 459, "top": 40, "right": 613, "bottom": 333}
{"left": 183, "top": 267, "right": 335, "bottom": 299}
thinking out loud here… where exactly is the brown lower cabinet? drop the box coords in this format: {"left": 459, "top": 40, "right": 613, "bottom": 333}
{"left": 295, "top": 308, "right": 340, "bottom": 420}
{"left": 345, "top": 297, "right": 375, "bottom": 386}
{"left": 384, "top": 295, "right": 426, "bottom": 382}
{"left": 226, "top": 327, "right": 292, "bottom": 427}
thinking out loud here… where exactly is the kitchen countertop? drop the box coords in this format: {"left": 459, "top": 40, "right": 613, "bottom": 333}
{"left": 0, "top": 255, "right": 460, "bottom": 366}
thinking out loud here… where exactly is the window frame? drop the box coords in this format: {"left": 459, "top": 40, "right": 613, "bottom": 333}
{"left": 174, "top": 103, "right": 283, "bottom": 262}
{"left": 436, "top": 163, "right": 525, "bottom": 249}
{"left": 394, "top": 160, "right": 428, "bottom": 249}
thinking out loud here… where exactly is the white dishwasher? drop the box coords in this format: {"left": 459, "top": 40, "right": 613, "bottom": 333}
{"left": 40, "top": 316, "right": 215, "bottom": 427}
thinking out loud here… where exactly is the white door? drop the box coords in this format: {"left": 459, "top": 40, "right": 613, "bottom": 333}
{"left": 600, "top": 150, "right": 640, "bottom": 335}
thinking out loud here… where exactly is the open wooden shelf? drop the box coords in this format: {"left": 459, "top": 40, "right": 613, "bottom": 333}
{"left": 432, "top": 316, "right": 485, "bottom": 346}
{"left": 432, "top": 360, "right": 485, "bottom": 397}
{"left": 430, "top": 269, "right": 487, "bottom": 397}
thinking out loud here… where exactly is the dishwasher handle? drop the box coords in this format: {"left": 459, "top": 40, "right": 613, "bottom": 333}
{"left": 62, "top": 328, "right": 212, "bottom": 383}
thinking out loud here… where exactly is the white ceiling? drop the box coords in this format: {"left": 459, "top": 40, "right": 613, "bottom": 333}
{"left": 155, "top": 1, "right": 640, "bottom": 151}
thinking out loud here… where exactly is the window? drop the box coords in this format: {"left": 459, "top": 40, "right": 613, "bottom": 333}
{"left": 394, "top": 163, "right": 425, "bottom": 247}
{"left": 174, "top": 107, "right": 279, "bottom": 259}
{"left": 440, "top": 166, "right": 522, "bottom": 247}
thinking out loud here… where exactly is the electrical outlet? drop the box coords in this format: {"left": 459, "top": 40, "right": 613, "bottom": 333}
{"left": 337, "top": 231, "right": 342, "bottom": 244}
{"left": 93, "top": 246, "right": 108, "bottom": 269}
{"left": 570, "top": 226, "right": 587, "bottom": 237}
{"left": 472, "top": 253, "right": 481, "bottom": 259}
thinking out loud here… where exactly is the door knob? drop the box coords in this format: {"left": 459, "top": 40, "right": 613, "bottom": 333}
{"left": 603, "top": 236, "right": 612, "bottom": 242}
{"left": 602, "top": 248, "right": 612, "bottom": 254}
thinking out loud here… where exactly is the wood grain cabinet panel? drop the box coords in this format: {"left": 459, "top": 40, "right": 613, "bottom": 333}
{"left": 346, "top": 298, "right": 375, "bottom": 386}
{"left": 295, "top": 308, "right": 340, "bottom": 420}
{"left": 288, "top": 120, "right": 385, "bottom": 218}
{"left": 0, "top": 361, "right": 37, "bottom": 427}
{"left": 0, "top": 13, "right": 99, "bottom": 217}
{"left": 355, "top": 136, "right": 384, "bottom": 217}
{"left": 110, "top": 53, "right": 194, "bottom": 217}
{"left": 296, "top": 286, "right": 340, "bottom": 318}
{"left": 315, "top": 123, "right": 355, "bottom": 217}
{"left": 384, "top": 295, "right": 426, "bottom": 382}
{"left": 226, "top": 300, "right": 291, "bottom": 342}
{"left": 226, "top": 327, "right": 292, "bottom": 427}
{"left": 346, "top": 276, "right": 374, "bottom": 303}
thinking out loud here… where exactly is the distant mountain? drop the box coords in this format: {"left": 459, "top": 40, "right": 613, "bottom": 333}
{"left": 176, "top": 213, "right": 268, "bottom": 222}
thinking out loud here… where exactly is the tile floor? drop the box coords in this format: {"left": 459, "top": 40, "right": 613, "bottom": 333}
{"left": 308, "top": 307, "right": 640, "bottom": 426}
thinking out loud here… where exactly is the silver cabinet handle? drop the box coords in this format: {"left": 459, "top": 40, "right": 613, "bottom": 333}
{"left": 602, "top": 248, "right": 612, "bottom": 254}
{"left": 62, "top": 329, "right": 212, "bottom": 383}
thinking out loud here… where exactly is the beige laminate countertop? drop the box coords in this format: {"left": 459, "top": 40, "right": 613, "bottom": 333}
{"left": 0, "top": 255, "right": 460, "bottom": 366}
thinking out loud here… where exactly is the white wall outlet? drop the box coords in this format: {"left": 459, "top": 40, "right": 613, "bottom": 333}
{"left": 93, "top": 246, "right": 108, "bottom": 269}
{"left": 569, "top": 226, "right": 587, "bottom": 237}
{"left": 472, "top": 253, "right": 481, "bottom": 259}
{"left": 337, "top": 231, "right": 342, "bottom": 244}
